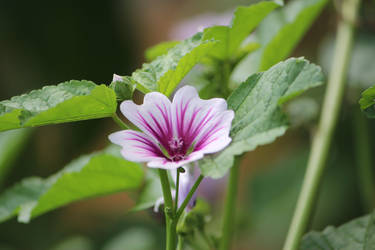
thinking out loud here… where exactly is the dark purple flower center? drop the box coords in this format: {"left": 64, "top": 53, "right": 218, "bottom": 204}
{"left": 167, "top": 137, "right": 187, "bottom": 162}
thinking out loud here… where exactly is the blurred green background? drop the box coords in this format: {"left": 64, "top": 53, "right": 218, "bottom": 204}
{"left": 0, "top": 0, "right": 375, "bottom": 249}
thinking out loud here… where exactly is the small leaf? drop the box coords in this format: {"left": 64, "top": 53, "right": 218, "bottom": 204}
{"left": 301, "top": 211, "right": 375, "bottom": 249}
{"left": 359, "top": 85, "right": 375, "bottom": 118}
{"left": 132, "top": 169, "right": 162, "bottom": 212}
{"left": 132, "top": 33, "right": 217, "bottom": 96}
{"left": 0, "top": 80, "right": 117, "bottom": 132}
{"left": 202, "top": 1, "right": 280, "bottom": 60}
{"left": 232, "top": 0, "right": 328, "bottom": 83}
{"left": 0, "top": 146, "right": 143, "bottom": 223}
{"left": 110, "top": 75, "right": 136, "bottom": 101}
{"left": 145, "top": 41, "right": 180, "bottom": 62}
{"left": 200, "top": 58, "right": 324, "bottom": 178}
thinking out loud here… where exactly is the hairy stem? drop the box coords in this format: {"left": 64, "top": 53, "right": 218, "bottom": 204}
{"left": 353, "top": 108, "right": 374, "bottom": 212}
{"left": 283, "top": 0, "right": 361, "bottom": 248}
{"left": 219, "top": 157, "right": 241, "bottom": 250}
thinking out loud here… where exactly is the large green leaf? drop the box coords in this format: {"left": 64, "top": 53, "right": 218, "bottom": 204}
{"left": 145, "top": 41, "right": 180, "bottom": 62}
{"left": 301, "top": 211, "right": 375, "bottom": 249}
{"left": 202, "top": 1, "right": 280, "bottom": 60}
{"left": 200, "top": 58, "right": 324, "bottom": 178}
{"left": 0, "top": 129, "right": 32, "bottom": 185}
{"left": 359, "top": 85, "right": 375, "bottom": 118}
{"left": 232, "top": 0, "right": 327, "bottom": 83}
{"left": 132, "top": 33, "right": 217, "bottom": 96}
{"left": 0, "top": 146, "right": 143, "bottom": 223}
{"left": 0, "top": 80, "right": 117, "bottom": 132}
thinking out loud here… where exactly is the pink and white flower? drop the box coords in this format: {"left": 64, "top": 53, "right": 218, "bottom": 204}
{"left": 109, "top": 86, "right": 234, "bottom": 169}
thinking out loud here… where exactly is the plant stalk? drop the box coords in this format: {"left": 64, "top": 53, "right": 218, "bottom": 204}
{"left": 159, "top": 169, "right": 176, "bottom": 250}
{"left": 283, "top": 0, "right": 361, "bottom": 248}
{"left": 353, "top": 108, "right": 374, "bottom": 211}
{"left": 176, "top": 175, "right": 204, "bottom": 219}
{"left": 219, "top": 157, "right": 241, "bottom": 250}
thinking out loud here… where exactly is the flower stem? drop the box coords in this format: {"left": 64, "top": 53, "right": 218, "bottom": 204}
{"left": 175, "top": 170, "right": 180, "bottom": 214}
{"left": 353, "top": 108, "right": 374, "bottom": 212}
{"left": 111, "top": 113, "right": 130, "bottom": 130}
{"left": 177, "top": 235, "right": 184, "bottom": 250}
{"left": 158, "top": 169, "right": 176, "bottom": 250}
{"left": 283, "top": 0, "right": 361, "bottom": 248}
{"left": 219, "top": 157, "right": 240, "bottom": 250}
{"left": 176, "top": 175, "right": 204, "bottom": 219}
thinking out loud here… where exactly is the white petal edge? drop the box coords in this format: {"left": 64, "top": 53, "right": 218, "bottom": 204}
{"left": 194, "top": 110, "right": 235, "bottom": 154}
{"left": 108, "top": 130, "right": 164, "bottom": 163}
{"left": 120, "top": 92, "right": 173, "bottom": 147}
{"left": 147, "top": 151, "right": 204, "bottom": 170}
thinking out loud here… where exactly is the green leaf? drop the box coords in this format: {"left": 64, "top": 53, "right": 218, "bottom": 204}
{"left": 132, "top": 33, "right": 217, "bottom": 96}
{"left": 0, "top": 146, "right": 143, "bottom": 223}
{"left": 200, "top": 58, "right": 324, "bottom": 178}
{"left": 0, "top": 129, "right": 32, "bottom": 185}
{"left": 359, "top": 85, "right": 375, "bottom": 118}
{"left": 202, "top": 1, "right": 280, "bottom": 61}
{"left": 110, "top": 76, "right": 136, "bottom": 101}
{"left": 0, "top": 80, "right": 117, "bottom": 132}
{"left": 301, "top": 211, "right": 375, "bottom": 250}
{"left": 145, "top": 41, "right": 180, "bottom": 62}
{"left": 232, "top": 0, "right": 327, "bottom": 83}
{"left": 132, "top": 169, "right": 162, "bottom": 212}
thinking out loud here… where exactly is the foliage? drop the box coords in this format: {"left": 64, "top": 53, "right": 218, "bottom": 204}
{"left": 132, "top": 33, "right": 217, "bottom": 96}
{"left": 109, "top": 76, "right": 136, "bottom": 101}
{"left": 200, "top": 57, "right": 324, "bottom": 178}
{"left": 145, "top": 41, "right": 180, "bottom": 62}
{"left": 301, "top": 211, "right": 375, "bottom": 249}
{"left": 359, "top": 85, "right": 375, "bottom": 118}
{"left": 0, "top": 146, "right": 143, "bottom": 223}
{"left": 0, "top": 80, "right": 117, "bottom": 132}
{"left": 232, "top": 0, "right": 328, "bottom": 84}
{"left": 202, "top": 1, "right": 280, "bottom": 61}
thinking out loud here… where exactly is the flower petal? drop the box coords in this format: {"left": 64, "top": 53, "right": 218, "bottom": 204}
{"left": 147, "top": 151, "right": 204, "bottom": 170}
{"left": 108, "top": 130, "right": 164, "bottom": 163}
{"left": 120, "top": 92, "right": 173, "bottom": 149}
{"left": 194, "top": 110, "right": 234, "bottom": 154}
{"left": 178, "top": 162, "right": 201, "bottom": 209}
{"left": 172, "top": 85, "right": 232, "bottom": 152}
